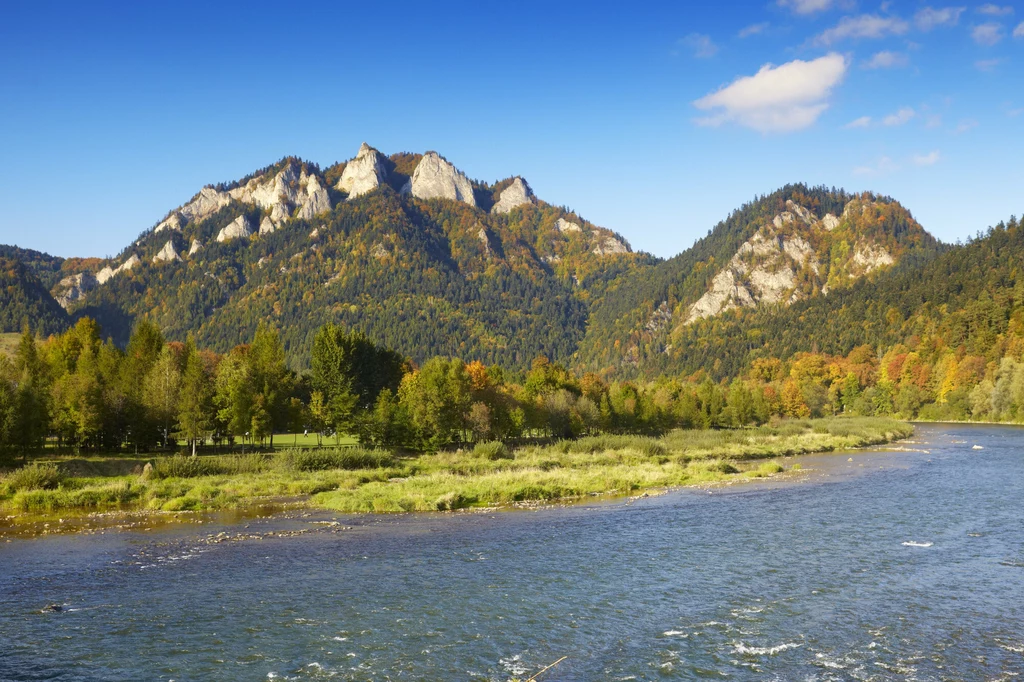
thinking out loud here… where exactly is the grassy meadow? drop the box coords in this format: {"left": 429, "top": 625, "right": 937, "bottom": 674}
{"left": 0, "top": 417, "right": 912, "bottom": 519}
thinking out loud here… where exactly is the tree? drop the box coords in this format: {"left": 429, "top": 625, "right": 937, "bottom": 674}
{"left": 177, "top": 336, "right": 213, "bottom": 456}
{"left": 248, "top": 323, "right": 292, "bottom": 447}
{"left": 398, "top": 358, "right": 472, "bottom": 449}
{"left": 13, "top": 327, "right": 49, "bottom": 458}
{"left": 144, "top": 346, "right": 181, "bottom": 448}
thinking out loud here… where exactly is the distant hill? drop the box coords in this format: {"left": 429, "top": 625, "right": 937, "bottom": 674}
{"left": 0, "top": 257, "right": 70, "bottom": 336}
{"left": 574, "top": 184, "right": 942, "bottom": 376}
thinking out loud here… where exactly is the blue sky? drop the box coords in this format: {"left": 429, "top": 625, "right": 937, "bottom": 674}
{"left": 1, "top": 0, "right": 1021, "bottom": 259}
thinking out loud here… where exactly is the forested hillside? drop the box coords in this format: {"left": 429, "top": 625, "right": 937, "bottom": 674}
{"left": 0, "top": 258, "right": 69, "bottom": 335}
{"left": 30, "top": 146, "right": 650, "bottom": 370}
{"left": 575, "top": 184, "right": 941, "bottom": 373}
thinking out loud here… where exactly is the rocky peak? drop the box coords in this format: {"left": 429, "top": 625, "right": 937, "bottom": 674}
{"left": 296, "top": 175, "right": 331, "bottom": 219}
{"left": 491, "top": 177, "right": 535, "bottom": 214}
{"left": 154, "top": 213, "right": 183, "bottom": 234}
{"left": 181, "top": 187, "right": 231, "bottom": 223}
{"left": 337, "top": 143, "right": 388, "bottom": 199}
{"left": 153, "top": 240, "right": 180, "bottom": 264}
{"left": 188, "top": 239, "right": 203, "bottom": 257}
{"left": 402, "top": 152, "right": 476, "bottom": 207}
{"left": 216, "top": 215, "right": 253, "bottom": 243}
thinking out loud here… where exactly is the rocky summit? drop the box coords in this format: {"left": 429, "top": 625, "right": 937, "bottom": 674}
{"left": 491, "top": 177, "right": 535, "bottom": 214}
{"left": 337, "top": 143, "right": 388, "bottom": 199}
{"left": 403, "top": 152, "right": 476, "bottom": 206}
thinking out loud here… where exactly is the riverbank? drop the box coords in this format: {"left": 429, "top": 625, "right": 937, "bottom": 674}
{"left": 0, "top": 417, "right": 911, "bottom": 524}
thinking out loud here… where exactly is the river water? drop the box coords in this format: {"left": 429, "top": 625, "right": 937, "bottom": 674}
{"left": 1, "top": 423, "right": 1023, "bottom": 681}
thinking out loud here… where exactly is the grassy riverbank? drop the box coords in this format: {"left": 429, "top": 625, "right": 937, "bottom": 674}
{"left": 0, "top": 417, "right": 911, "bottom": 517}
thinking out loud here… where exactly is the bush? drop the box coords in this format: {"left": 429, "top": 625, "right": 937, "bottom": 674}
{"left": 434, "top": 491, "right": 470, "bottom": 510}
{"left": 473, "top": 441, "right": 512, "bottom": 460}
{"left": 151, "top": 455, "right": 228, "bottom": 479}
{"left": 3, "top": 462, "right": 65, "bottom": 492}
{"left": 281, "top": 448, "right": 394, "bottom": 472}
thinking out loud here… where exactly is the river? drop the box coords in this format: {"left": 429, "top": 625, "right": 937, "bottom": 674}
{"left": 1, "top": 423, "right": 1023, "bottom": 680}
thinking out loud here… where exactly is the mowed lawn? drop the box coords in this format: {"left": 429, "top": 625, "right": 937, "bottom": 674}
{"left": 270, "top": 433, "right": 359, "bottom": 449}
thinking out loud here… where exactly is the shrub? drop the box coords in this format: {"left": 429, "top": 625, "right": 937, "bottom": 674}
{"left": 434, "top": 491, "right": 470, "bottom": 510}
{"left": 282, "top": 448, "right": 394, "bottom": 472}
{"left": 3, "top": 463, "right": 65, "bottom": 492}
{"left": 151, "top": 455, "right": 227, "bottom": 479}
{"left": 473, "top": 441, "right": 512, "bottom": 460}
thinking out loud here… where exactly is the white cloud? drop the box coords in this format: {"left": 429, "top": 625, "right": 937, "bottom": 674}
{"left": 1008, "top": 107, "right": 1024, "bottom": 116}
{"left": 679, "top": 33, "right": 718, "bottom": 58}
{"left": 914, "top": 6, "right": 966, "bottom": 30}
{"left": 975, "top": 57, "right": 1002, "bottom": 70}
{"left": 693, "top": 53, "right": 847, "bottom": 133}
{"left": 1014, "top": 21, "right": 1024, "bottom": 37}
{"left": 853, "top": 156, "right": 898, "bottom": 175}
{"left": 778, "top": 0, "right": 834, "bottom": 14}
{"left": 972, "top": 22, "right": 1005, "bottom": 44}
{"left": 815, "top": 14, "right": 910, "bottom": 45}
{"left": 925, "top": 114, "right": 943, "bottom": 128}
{"left": 864, "top": 50, "right": 909, "bottom": 68}
{"left": 955, "top": 119, "right": 979, "bottom": 132}
{"left": 844, "top": 115, "right": 873, "bottom": 128}
{"left": 977, "top": 4, "right": 1014, "bottom": 15}
{"left": 913, "top": 151, "right": 941, "bottom": 166}
{"left": 739, "top": 22, "right": 769, "bottom": 38}
{"left": 883, "top": 107, "right": 916, "bottom": 125}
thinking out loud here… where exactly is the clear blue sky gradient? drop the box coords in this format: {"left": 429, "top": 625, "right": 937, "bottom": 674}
{"left": 1, "top": 0, "right": 1021, "bottom": 259}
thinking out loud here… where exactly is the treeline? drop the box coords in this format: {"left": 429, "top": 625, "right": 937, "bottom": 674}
{"left": 0, "top": 315, "right": 848, "bottom": 461}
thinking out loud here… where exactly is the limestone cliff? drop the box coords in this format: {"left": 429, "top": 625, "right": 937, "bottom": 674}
{"left": 337, "top": 143, "right": 388, "bottom": 199}
{"left": 491, "top": 177, "right": 534, "bottom": 214}
{"left": 402, "top": 152, "right": 476, "bottom": 207}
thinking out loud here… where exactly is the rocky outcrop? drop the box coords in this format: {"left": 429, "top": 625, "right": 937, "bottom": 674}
{"left": 686, "top": 223, "right": 820, "bottom": 324}
{"left": 593, "top": 236, "right": 629, "bottom": 256}
{"left": 153, "top": 240, "right": 180, "bottom": 264}
{"left": 296, "top": 175, "right": 330, "bottom": 219}
{"left": 181, "top": 187, "right": 231, "bottom": 222}
{"left": 118, "top": 254, "right": 141, "bottom": 274}
{"left": 154, "top": 213, "right": 183, "bottom": 233}
{"left": 216, "top": 215, "right": 253, "bottom": 243}
{"left": 850, "top": 243, "right": 895, "bottom": 274}
{"left": 270, "top": 202, "right": 290, "bottom": 225}
{"left": 55, "top": 272, "right": 97, "bottom": 309}
{"left": 259, "top": 216, "right": 276, "bottom": 235}
{"left": 402, "top": 152, "right": 476, "bottom": 207}
{"left": 822, "top": 213, "right": 840, "bottom": 230}
{"left": 337, "top": 143, "right": 388, "bottom": 199}
{"left": 491, "top": 177, "right": 534, "bottom": 214}
{"left": 555, "top": 218, "right": 581, "bottom": 233}
{"left": 90, "top": 253, "right": 142, "bottom": 290}
{"left": 188, "top": 239, "right": 203, "bottom": 257}
{"left": 96, "top": 266, "right": 116, "bottom": 285}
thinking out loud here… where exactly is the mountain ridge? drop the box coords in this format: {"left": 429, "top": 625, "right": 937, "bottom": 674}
{"left": 1, "top": 148, "right": 943, "bottom": 375}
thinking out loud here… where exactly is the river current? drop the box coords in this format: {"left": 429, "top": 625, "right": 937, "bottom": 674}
{"left": 1, "top": 423, "right": 1023, "bottom": 681}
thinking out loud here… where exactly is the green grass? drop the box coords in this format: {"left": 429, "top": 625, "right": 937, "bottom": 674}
{"left": 0, "top": 417, "right": 912, "bottom": 519}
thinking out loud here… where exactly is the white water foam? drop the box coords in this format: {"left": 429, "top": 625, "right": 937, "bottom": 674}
{"left": 662, "top": 630, "right": 688, "bottom": 637}
{"left": 902, "top": 541, "right": 933, "bottom": 548}
{"left": 734, "top": 642, "right": 802, "bottom": 656}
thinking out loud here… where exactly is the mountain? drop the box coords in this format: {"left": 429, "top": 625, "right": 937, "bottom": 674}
{"left": 29, "top": 144, "right": 649, "bottom": 370}
{"left": 574, "top": 184, "right": 941, "bottom": 376}
{"left": 0, "top": 148, "right": 950, "bottom": 376}
{"left": 0, "top": 257, "right": 69, "bottom": 335}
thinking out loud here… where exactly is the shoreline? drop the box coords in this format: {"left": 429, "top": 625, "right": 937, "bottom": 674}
{"left": 0, "top": 417, "right": 912, "bottom": 538}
